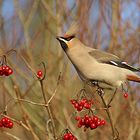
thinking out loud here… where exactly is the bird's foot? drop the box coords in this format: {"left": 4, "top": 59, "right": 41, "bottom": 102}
{"left": 91, "top": 81, "right": 98, "bottom": 86}
{"left": 97, "top": 87, "right": 104, "bottom": 96}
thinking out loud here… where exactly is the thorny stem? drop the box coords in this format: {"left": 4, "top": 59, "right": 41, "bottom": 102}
{"left": 97, "top": 88, "right": 119, "bottom": 140}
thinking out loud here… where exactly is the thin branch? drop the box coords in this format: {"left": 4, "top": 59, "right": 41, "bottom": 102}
{"left": 13, "top": 98, "right": 45, "bottom": 106}
{"left": 0, "top": 130, "right": 21, "bottom": 140}
{"left": 41, "top": 0, "right": 56, "bottom": 21}
{"left": 13, "top": 0, "right": 25, "bottom": 23}
{"left": 25, "top": 0, "right": 40, "bottom": 27}
{"left": 97, "top": 88, "right": 120, "bottom": 140}
{"left": 13, "top": 83, "right": 40, "bottom": 140}
{"left": 107, "top": 88, "right": 117, "bottom": 106}
{"left": 39, "top": 72, "right": 61, "bottom": 139}
{"left": 1, "top": 114, "right": 29, "bottom": 131}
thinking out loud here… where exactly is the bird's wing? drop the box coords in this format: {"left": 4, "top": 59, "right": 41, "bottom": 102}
{"left": 88, "top": 49, "right": 140, "bottom": 72}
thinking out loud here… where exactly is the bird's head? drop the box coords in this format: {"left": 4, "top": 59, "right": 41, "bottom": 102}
{"left": 56, "top": 35, "right": 75, "bottom": 51}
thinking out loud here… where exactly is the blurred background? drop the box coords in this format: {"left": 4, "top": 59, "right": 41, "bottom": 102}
{"left": 0, "top": 0, "right": 140, "bottom": 140}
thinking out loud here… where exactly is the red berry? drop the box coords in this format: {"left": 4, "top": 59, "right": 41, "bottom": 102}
{"left": 67, "top": 132, "right": 73, "bottom": 138}
{"left": 92, "top": 116, "right": 98, "bottom": 122}
{"left": 90, "top": 123, "right": 97, "bottom": 129}
{"left": 124, "top": 93, "right": 128, "bottom": 98}
{"left": 1, "top": 66, "right": 13, "bottom": 76}
{"left": 74, "top": 103, "right": 79, "bottom": 109}
{"left": 0, "top": 66, "right": 4, "bottom": 76}
{"left": 8, "top": 68, "right": 13, "bottom": 75}
{"left": 70, "top": 99, "right": 77, "bottom": 105}
{"left": 0, "top": 121, "right": 3, "bottom": 127}
{"left": 79, "top": 98, "right": 87, "bottom": 106}
{"left": 75, "top": 116, "right": 81, "bottom": 121}
{"left": 8, "top": 122, "right": 13, "bottom": 128}
{"left": 77, "top": 105, "right": 83, "bottom": 111}
{"left": 79, "top": 118, "right": 84, "bottom": 125}
{"left": 96, "top": 120, "right": 101, "bottom": 126}
{"left": 1, "top": 117, "right": 14, "bottom": 128}
{"left": 63, "top": 134, "right": 69, "bottom": 140}
{"left": 70, "top": 137, "right": 77, "bottom": 140}
{"left": 84, "top": 103, "right": 91, "bottom": 109}
{"left": 84, "top": 119, "right": 90, "bottom": 127}
{"left": 2, "top": 66, "right": 6, "bottom": 71}
{"left": 77, "top": 123, "right": 82, "bottom": 128}
{"left": 5, "top": 66, "right": 10, "bottom": 71}
{"left": 37, "top": 70, "right": 43, "bottom": 78}
{"left": 84, "top": 115, "right": 89, "bottom": 119}
{"left": 88, "top": 117, "right": 93, "bottom": 124}
{"left": 101, "top": 120, "right": 106, "bottom": 125}
{"left": 1, "top": 117, "right": 8, "bottom": 125}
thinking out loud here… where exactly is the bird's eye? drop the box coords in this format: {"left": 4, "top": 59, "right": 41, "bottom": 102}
{"left": 61, "top": 35, "right": 75, "bottom": 41}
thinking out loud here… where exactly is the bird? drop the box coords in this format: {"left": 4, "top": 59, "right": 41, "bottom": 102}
{"left": 56, "top": 35, "right": 140, "bottom": 89}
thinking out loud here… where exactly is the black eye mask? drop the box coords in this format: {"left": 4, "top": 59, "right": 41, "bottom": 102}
{"left": 61, "top": 35, "right": 75, "bottom": 41}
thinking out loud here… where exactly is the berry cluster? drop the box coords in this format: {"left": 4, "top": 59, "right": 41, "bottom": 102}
{"left": 63, "top": 132, "right": 77, "bottom": 140}
{"left": 0, "top": 117, "right": 14, "bottom": 129}
{"left": 37, "top": 70, "right": 43, "bottom": 78}
{"left": 0, "top": 65, "right": 13, "bottom": 76}
{"left": 75, "top": 114, "right": 106, "bottom": 130}
{"left": 70, "top": 98, "right": 93, "bottom": 111}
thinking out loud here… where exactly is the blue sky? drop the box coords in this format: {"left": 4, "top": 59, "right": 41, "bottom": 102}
{"left": 2, "top": 0, "right": 140, "bottom": 26}
{"left": 2, "top": 0, "right": 14, "bottom": 19}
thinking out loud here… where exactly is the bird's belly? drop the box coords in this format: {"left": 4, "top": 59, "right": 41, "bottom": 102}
{"left": 75, "top": 61, "right": 126, "bottom": 87}
{"left": 67, "top": 50, "right": 126, "bottom": 87}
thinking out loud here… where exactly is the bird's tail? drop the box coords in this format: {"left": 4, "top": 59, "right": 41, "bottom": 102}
{"left": 127, "top": 75, "right": 140, "bottom": 83}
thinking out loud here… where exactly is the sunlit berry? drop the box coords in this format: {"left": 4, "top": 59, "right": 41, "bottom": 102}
{"left": 93, "top": 116, "right": 98, "bottom": 122}
{"left": 37, "top": 70, "right": 43, "bottom": 78}
{"left": 8, "top": 122, "right": 13, "bottom": 128}
{"left": 101, "top": 120, "right": 106, "bottom": 125}
{"left": 124, "top": 93, "right": 128, "bottom": 98}
{"left": 96, "top": 120, "right": 101, "bottom": 126}
{"left": 84, "top": 103, "right": 91, "bottom": 109}
{"left": 63, "top": 134, "right": 69, "bottom": 140}
{"left": 77, "top": 105, "right": 83, "bottom": 111}
{"left": 90, "top": 123, "right": 97, "bottom": 129}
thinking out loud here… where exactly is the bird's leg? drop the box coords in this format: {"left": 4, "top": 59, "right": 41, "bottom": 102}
{"left": 121, "top": 82, "right": 128, "bottom": 93}
{"left": 96, "top": 84, "right": 105, "bottom": 96}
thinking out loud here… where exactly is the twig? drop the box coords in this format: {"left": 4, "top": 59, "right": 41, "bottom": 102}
{"left": 1, "top": 114, "right": 29, "bottom": 131}
{"left": 13, "top": 98, "right": 45, "bottom": 106}
{"left": 107, "top": 88, "right": 117, "bottom": 106}
{"left": 40, "top": 79, "right": 57, "bottom": 139}
{"left": 47, "top": 72, "right": 61, "bottom": 105}
{"left": 13, "top": 82, "right": 40, "bottom": 140}
{"left": 26, "top": 120, "right": 40, "bottom": 140}
{"left": 20, "top": 54, "right": 36, "bottom": 74}
{"left": 39, "top": 71, "right": 61, "bottom": 139}
{"left": 0, "top": 130, "right": 21, "bottom": 140}
{"left": 97, "top": 87, "right": 119, "bottom": 140}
